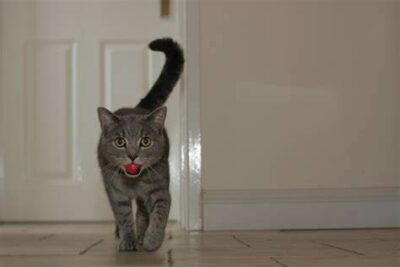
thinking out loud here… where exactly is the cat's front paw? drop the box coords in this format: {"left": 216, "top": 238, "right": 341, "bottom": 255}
{"left": 117, "top": 235, "right": 137, "bottom": 251}
{"left": 141, "top": 231, "right": 164, "bottom": 252}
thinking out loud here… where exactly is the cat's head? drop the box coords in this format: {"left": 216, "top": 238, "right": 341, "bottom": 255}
{"left": 97, "top": 107, "right": 167, "bottom": 178}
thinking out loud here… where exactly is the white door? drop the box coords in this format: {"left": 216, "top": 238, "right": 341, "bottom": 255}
{"left": 0, "top": 0, "right": 183, "bottom": 221}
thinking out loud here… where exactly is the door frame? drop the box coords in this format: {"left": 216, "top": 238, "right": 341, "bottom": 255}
{"left": 179, "top": 0, "right": 202, "bottom": 231}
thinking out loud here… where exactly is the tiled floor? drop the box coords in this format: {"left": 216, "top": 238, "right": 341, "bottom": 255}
{"left": 0, "top": 223, "right": 399, "bottom": 267}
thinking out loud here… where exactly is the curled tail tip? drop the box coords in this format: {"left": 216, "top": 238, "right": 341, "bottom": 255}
{"left": 149, "top": 38, "right": 183, "bottom": 57}
{"left": 148, "top": 37, "right": 177, "bottom": 50}
{"left": 137, "top": 38, "right": 184, "bottom": 111}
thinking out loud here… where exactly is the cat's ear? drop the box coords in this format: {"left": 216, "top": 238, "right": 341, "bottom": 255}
{"left": 97, "top": 107, "right": 119, "bottom": 130}
{"left": 145, "top": 106, "right": 167, "bottom": 129}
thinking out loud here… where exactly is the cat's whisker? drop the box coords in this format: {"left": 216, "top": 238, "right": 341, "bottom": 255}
{"left": 103, "top": 161, "right": 118, "bottom": 170}
{"left": 148, "top": 165, "right": 162, "bottom": 178}
{"left": 108, "top": 166, "right": 120, "bottom": 182}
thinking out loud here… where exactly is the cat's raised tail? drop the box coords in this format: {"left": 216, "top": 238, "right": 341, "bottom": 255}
{"left": 137, "top": 38, "right": 184, "bottom": 111}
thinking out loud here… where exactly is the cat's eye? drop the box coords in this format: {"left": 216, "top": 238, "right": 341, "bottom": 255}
{"left": 140, "top": 137, "right": 152, "bottom": 148}
{"left": 113, "top": 137, "right": 126, "bottom": 149}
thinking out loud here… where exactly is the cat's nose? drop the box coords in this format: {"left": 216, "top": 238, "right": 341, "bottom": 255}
{"left": 128, "top": 155, "right": 137, "bottom": 162}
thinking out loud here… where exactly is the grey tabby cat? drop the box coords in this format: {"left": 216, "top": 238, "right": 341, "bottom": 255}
{"left": 97, "top": 38, "right": 184, "bottom": 252}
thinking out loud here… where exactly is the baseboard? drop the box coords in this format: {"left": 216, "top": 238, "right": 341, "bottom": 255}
{"left": 203, "top": 187, "right": 400, "bottom": 230}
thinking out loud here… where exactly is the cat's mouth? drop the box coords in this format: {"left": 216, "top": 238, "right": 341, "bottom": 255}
{"left": 122, "top": 163, "right": 143, "bottom": 178}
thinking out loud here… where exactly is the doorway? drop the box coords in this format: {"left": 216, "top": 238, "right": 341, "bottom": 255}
{"left": 0, "top": 0, "right": 200, "bottom": 228}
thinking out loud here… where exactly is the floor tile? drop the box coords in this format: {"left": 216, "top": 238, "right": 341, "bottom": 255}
{"left": 1, "top": 223, "right": 399, "bottom": 266}
{"left": 0, "top": 233, "right": 102, "bottom": 256}
{"left": 274, "top": 256, "right": 400, "bottom": 267}
{"left": 317, "top": 240, "right": 400, "bottom": 256}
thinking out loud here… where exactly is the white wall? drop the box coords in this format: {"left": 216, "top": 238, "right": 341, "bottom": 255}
{"left": 199, "top": 0, "right": 400, "bottom": 229}
{"left": 200, "top": 0, "right": 400, "bottom": 191}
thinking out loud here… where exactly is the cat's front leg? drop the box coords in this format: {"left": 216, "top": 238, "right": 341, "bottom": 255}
{"left": 114, "top": 199, "right": 137, "bottom": 251}
{"left": 106, "top": 187, "right": 137, "bottom": 251}
{"left": 141, "top": 192, "right": 171, "bottom": 251}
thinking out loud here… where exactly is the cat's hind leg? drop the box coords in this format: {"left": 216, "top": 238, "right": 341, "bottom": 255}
{"left": 115, "top": 225, "right": 119, "bottom": 238}
{"left": 136, "top": 198, "right": 150, "bottom": 247}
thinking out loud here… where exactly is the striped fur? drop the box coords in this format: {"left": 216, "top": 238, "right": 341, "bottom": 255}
{"left": 97, "top": 38, "right": 183, "bottom": 252}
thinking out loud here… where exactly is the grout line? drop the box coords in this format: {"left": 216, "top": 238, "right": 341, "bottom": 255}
{"left": 317, "top": 242, "right": 365, "bottom": 256}
{"left": 232, "top": 235, "right": 251, "bottom": 248}
{"left": 270, "top": 257, "right": 289, "bottom": 267}
{"left": 167, "top": 248, "right": 174, "bottom": 267}
{"left": 38, "top": 234, "right": 55, "bottom": 241}
{"left": 0, "top": 254, "right": 78, "bottom": 257}
{"left": 79, "top": 239, "right": 104, "bottom": 255}
{"left": 279, "top": 227, "right": 400, "bottom": 232}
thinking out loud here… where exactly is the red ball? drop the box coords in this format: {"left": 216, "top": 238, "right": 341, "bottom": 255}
{"left": 125, "top": 163, "right": 141, "bottom": 175}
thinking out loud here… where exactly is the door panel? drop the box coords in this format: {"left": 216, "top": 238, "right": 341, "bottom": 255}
{"left": 0, "top": 0, "right": 181, "bottom": 221}
{"left": 25, "top": 41, "right": 77, "bottom": 182}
